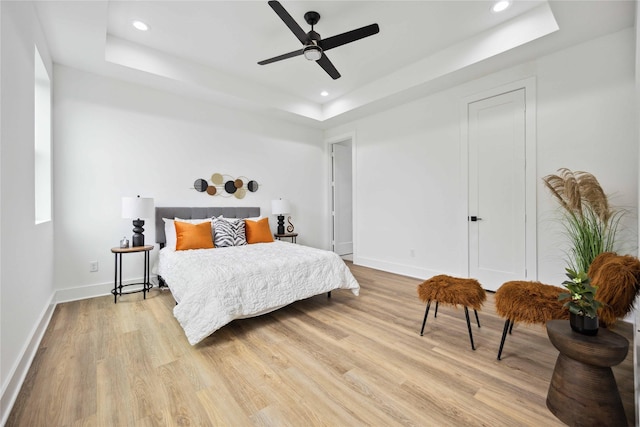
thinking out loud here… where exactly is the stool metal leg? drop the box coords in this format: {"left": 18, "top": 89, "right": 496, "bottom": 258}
{"left": 420, "top": 300, "right": 432, "bottom": 336}
{"left": 434, "top": 301, "right": 439, "bottom": 318}
{"left": 464, "top": 307, "right": 475, "bottom": 350}
{"left": 497, "top": 319, "right": 511, "bottom": 360}
{"left": 509, "top": 320, "right": 515, "bottom": 334}
{"left": 474, "top": 309, "right": 481, "bottom": 327}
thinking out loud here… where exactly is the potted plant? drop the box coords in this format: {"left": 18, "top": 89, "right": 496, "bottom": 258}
{"left": 558, "top": 268, "right": 602, "bottom": 335}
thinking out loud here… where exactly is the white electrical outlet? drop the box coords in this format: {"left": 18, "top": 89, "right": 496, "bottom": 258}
{"left": 89, "top": 261, "right": 99, "bottom": 272}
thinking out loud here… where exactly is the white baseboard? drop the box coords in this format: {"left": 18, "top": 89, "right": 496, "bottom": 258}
{"left": 55, "top": 281, "right": 112, "bottom": 303}
{"left": 354, "top": 256, "right": 444, "bottom": 280}
{"left": 55, "top": 274, "right": 159, "bottom": 303}
{"left": 1, "top": 295, "right": 56, "bottom": 427}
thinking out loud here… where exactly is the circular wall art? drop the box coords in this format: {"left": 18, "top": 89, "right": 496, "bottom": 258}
{"left": 235, "top": 188, "right": 247, "bottom": 199}
{"left": 194, "top": 179, "right": 208, "bottom": 192}
{"left": 224, "top": 180, "right": 237, "bottom": 194}
{"left": 211, "top": 173, "right": 224, "bottom": 185}
{"left": 194, "top": 173, "right": 259, "bottom": 197}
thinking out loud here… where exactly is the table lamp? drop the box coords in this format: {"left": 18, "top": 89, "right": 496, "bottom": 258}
{"left": 271, "top": 198, "right": 290, "bottom": 235}
{"left": 122, "top": 195, "right": 154, "bottom": 247}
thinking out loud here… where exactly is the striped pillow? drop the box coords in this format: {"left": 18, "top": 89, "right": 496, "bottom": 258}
{"left": 212, "top": 216, "right": 247, "bottom": 247}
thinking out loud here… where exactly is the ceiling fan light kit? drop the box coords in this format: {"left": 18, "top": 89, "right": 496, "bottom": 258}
{"left": 258, "top": 1, "right": 380, "bottom": 79}
{"left": 303, "top": 45, "right": 322, "bottom": 61}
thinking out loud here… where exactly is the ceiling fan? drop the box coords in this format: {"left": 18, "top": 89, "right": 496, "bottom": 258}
{"left": 258, "top": 1, "right": 380, "bottom": 80}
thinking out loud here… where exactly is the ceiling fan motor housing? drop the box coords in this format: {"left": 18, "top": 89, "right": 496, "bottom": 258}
{"left": 304, "top": 11, "right": 320, "bottom": 26}
{"left": 306, "top": 30, "right": 321, "bottom": 44}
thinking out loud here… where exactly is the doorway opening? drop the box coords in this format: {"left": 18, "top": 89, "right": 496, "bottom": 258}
{"left": 329, "top": 137, "right": 354, "bottom": 260}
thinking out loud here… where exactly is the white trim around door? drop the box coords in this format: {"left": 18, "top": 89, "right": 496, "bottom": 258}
{"left": 325, "top": 132, "right": 357, "bottom": 261}
{"left": 460, "top": 77, "right": 538, "bottom": 285}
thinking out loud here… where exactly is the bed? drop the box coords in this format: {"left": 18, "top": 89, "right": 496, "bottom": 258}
{"left": 155, "top": 207, "right": 360, "bottom": 345}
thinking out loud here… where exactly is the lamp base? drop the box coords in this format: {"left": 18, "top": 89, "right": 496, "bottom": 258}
{"left": 132, "top": 219, "right": 145, "bottom": 247}
{"left": 277, "top": 215, "right": 285, "bottom": 235}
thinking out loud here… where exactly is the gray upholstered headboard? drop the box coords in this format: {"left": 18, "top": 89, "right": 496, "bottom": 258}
{"left": 155, "top": 207, "right": 260, "bottom": 245}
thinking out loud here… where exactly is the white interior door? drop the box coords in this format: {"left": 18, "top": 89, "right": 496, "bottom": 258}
{"left": 468, "top": 89, "right": 526, "bottom": 291}
{"left": 332, "top": 141, "right": 353, "bottom": 256}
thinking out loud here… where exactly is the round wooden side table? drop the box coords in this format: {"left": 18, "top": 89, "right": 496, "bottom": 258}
{"left": 545, "top": 319, "right": 628, "bottom": 427}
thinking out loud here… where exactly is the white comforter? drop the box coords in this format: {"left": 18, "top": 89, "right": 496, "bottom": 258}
{"left": 158, "top": 241, "right": 360, "bottom": 344}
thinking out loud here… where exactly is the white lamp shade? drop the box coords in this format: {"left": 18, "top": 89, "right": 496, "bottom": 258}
{"left": 122, "top": 196, "right": 154, "bottom": 219}
{"left": 271, "top": 199, "right": 290, "bottom": 215}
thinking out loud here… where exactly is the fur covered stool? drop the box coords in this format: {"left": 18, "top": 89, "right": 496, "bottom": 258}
{"left": 494, "top": 281, "right": 568, "bottom": 360}
{"left": 417, "top": 275, "right": 486, "bottom": 350}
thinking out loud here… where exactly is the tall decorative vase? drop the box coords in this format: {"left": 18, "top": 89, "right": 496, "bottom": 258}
{"left": 569, "top": 312, "right": 599, "bottom": 336}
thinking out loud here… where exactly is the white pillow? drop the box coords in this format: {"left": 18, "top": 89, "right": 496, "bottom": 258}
{"left": 162, "top": 218, "right": 176, "bottom": 250}
{"left": 175, "top": 217, "right": 212, "bottom": 223}
{"left": 163, "top": 217, "right": 211, "bottom": 250}
{"left": 222, "top": 215, "right": 262, "bottom": 222}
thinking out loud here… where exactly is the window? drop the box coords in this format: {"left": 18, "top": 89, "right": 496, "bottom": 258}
{"left": 34, "top": 45, "right": 51, "bottom": 224}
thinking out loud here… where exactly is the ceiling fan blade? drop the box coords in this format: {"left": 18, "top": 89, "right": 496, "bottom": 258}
{"left": 320, "top": 23, "right": 380, "bottom": 51}
{"left": 316, "top": 53, "right": 341, "bottom": 80}
{"left": 268, "top": 1, "right": 308, "bottom": 45}
{"left": 258, "top": 48, "right": 304, "bottom": 65}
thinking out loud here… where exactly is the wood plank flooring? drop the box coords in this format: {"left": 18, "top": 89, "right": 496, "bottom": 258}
{"left": 7, "top": 263, "right": 636, "bottom": 426}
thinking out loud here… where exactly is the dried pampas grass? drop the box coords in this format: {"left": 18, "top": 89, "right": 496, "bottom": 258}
{"left": 543, "top": 168, "right": 622, "bottom": 273}
{"left": 542, "top": 168, "right": 610, "bottom": 222}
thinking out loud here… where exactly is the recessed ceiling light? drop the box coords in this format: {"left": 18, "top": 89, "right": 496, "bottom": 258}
{"left": 132, "top": 20, "right": 149, "bottom": 31}
{"left": 492, "top": 0, "right": 511, "bottom": 13}
{"left": 320, "top": 91, "right": 329, "bottom": 97}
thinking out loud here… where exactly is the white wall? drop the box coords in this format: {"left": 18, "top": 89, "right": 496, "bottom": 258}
{"left": 326, "top": 28, "right": 637, "bottom": 286}
{"left": 53, "top": 66, "right": 326, "bottom": 301}
{"left": 0, "top": 1, "right": 56, "bottom": 422}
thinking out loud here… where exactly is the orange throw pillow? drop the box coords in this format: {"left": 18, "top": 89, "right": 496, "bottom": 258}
{"left": 175, "top": 221, "right": 214, "bottom": 250}
{"left": 245, "top": 217, "right": 274, "bottom": 244}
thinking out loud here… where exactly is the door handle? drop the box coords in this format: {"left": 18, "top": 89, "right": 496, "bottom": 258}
{"left": 468, "top": 216, "right": 483, "bottom": 222}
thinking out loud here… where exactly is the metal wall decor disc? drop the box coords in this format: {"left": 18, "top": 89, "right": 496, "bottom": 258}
{"left": 194, "top": 179, "right": 208, "bottom": 192}
{"left": 211, "top": 173, "right": 224, "bottom": 185}
{"left": 224, "top": 181, "right": 237, "bottom": 193}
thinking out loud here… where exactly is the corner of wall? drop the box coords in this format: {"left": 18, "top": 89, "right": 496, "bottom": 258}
{"left": 1, "top": 296, "right": 56, "bottom": 426}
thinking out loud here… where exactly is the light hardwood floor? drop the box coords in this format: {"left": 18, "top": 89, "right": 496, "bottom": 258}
{"left": 7, "top": 263, "right": 636, "bottom": 426}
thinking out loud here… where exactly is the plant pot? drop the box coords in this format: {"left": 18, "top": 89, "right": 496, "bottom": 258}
{"left": 569, "top": 312, "right": 599, "bottom": 336}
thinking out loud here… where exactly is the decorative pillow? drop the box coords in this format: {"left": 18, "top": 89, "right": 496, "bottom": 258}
{"left": 175, "top": 217, "right": 212, "bottom": 224}
{"left": 163, "top": 218, "right": 177, "bottom": 250}
{"left": 163, "top": 217, "right": 211, "bottom": 250}
{"left": 245, "top": 217, "right": 274, "bottom": 244}
{"left": 212, "top": 216, "right": 247, "bottom": 247}
{"left": 175, "top": 221, "right": 214, "bottom": 250}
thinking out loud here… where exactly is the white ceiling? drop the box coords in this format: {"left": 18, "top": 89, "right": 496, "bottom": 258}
{"left": 35, "top": 1, "right": 635, "bottom": 128}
